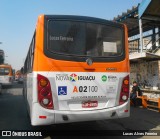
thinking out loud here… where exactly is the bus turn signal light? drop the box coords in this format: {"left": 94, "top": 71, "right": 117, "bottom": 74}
{"left": 119, "top": 75, "right": 129, "bottom": 105}
{"left": 124, "top": 79, "right": 129, "bottom": 85}
{"left": 39, "top": 78, "right": 48, "bottom": 87}
{"left": 37, "top": 74, "right": 54, "bottom": 109}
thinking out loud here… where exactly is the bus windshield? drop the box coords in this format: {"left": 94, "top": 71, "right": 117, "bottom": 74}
{"left": 46, "top": 20, "right": 123, "bottom": 57}
{"left": 0, "top": 68, "right": 10, "bottom": 75}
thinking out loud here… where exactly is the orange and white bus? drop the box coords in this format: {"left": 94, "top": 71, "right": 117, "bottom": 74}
{"left": 23, "top": 15, "right": 130, "bottom": 126}
{"left": 0, "top": 64, "right": 13, "bottom": 86}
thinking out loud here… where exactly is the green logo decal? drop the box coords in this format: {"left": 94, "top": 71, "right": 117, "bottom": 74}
{"left": 101, "top": 75, "right": 107, "bottom": 82}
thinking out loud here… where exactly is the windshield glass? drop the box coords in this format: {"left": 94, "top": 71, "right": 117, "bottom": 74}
{"left": 47, "top": 20, "right": 123, "bottom": 57}
{"left": 0, "top": 68, "right": 10, "bottom": 75}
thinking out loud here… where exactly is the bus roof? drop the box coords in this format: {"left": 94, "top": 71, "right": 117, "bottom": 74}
{"left": 40, "top": 14, "right": 125, "bottom": 27}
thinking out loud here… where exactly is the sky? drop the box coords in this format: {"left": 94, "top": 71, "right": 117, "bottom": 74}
{"left": 0, "top": 0, "right": 142, "bottom": 71}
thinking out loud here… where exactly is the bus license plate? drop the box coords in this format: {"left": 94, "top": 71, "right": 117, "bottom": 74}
{"left": 82, "top": 101, "right": 98, "bottom": 108}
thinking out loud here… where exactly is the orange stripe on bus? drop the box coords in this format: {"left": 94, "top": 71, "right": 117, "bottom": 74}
{"left": 32, "top": 15, "right": 129, "bottom": 73}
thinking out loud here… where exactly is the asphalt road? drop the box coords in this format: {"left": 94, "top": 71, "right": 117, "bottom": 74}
{"left": 0, "top": 82, "right": 160, "bottom": 139}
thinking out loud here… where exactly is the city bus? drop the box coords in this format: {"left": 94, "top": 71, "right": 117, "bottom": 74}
{"left": 23, "top": 15, "right": 130, "bottom": 126}
{"left": 0, "top": 64, "right": 13, "bottom": 86}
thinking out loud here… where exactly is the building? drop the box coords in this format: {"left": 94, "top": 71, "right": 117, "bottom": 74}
{"left": 114, "top": 0, "right": 160, "bottom": 89}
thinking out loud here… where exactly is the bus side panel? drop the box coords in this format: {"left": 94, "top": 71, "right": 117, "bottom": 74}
{"left": 26, "top": 73, "right": 33, "bottom": 118}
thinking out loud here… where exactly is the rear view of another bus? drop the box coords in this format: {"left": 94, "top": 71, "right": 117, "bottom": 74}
{"left": 0, "top": 64, "right": 13, "bottom": 87}
{"left": 24, "top": 15, "right": 130, "bottom": 126}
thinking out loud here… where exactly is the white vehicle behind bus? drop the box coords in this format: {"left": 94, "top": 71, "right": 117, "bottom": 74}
{"left": 0, "top": 64, "right": 13, "bottom": 86}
